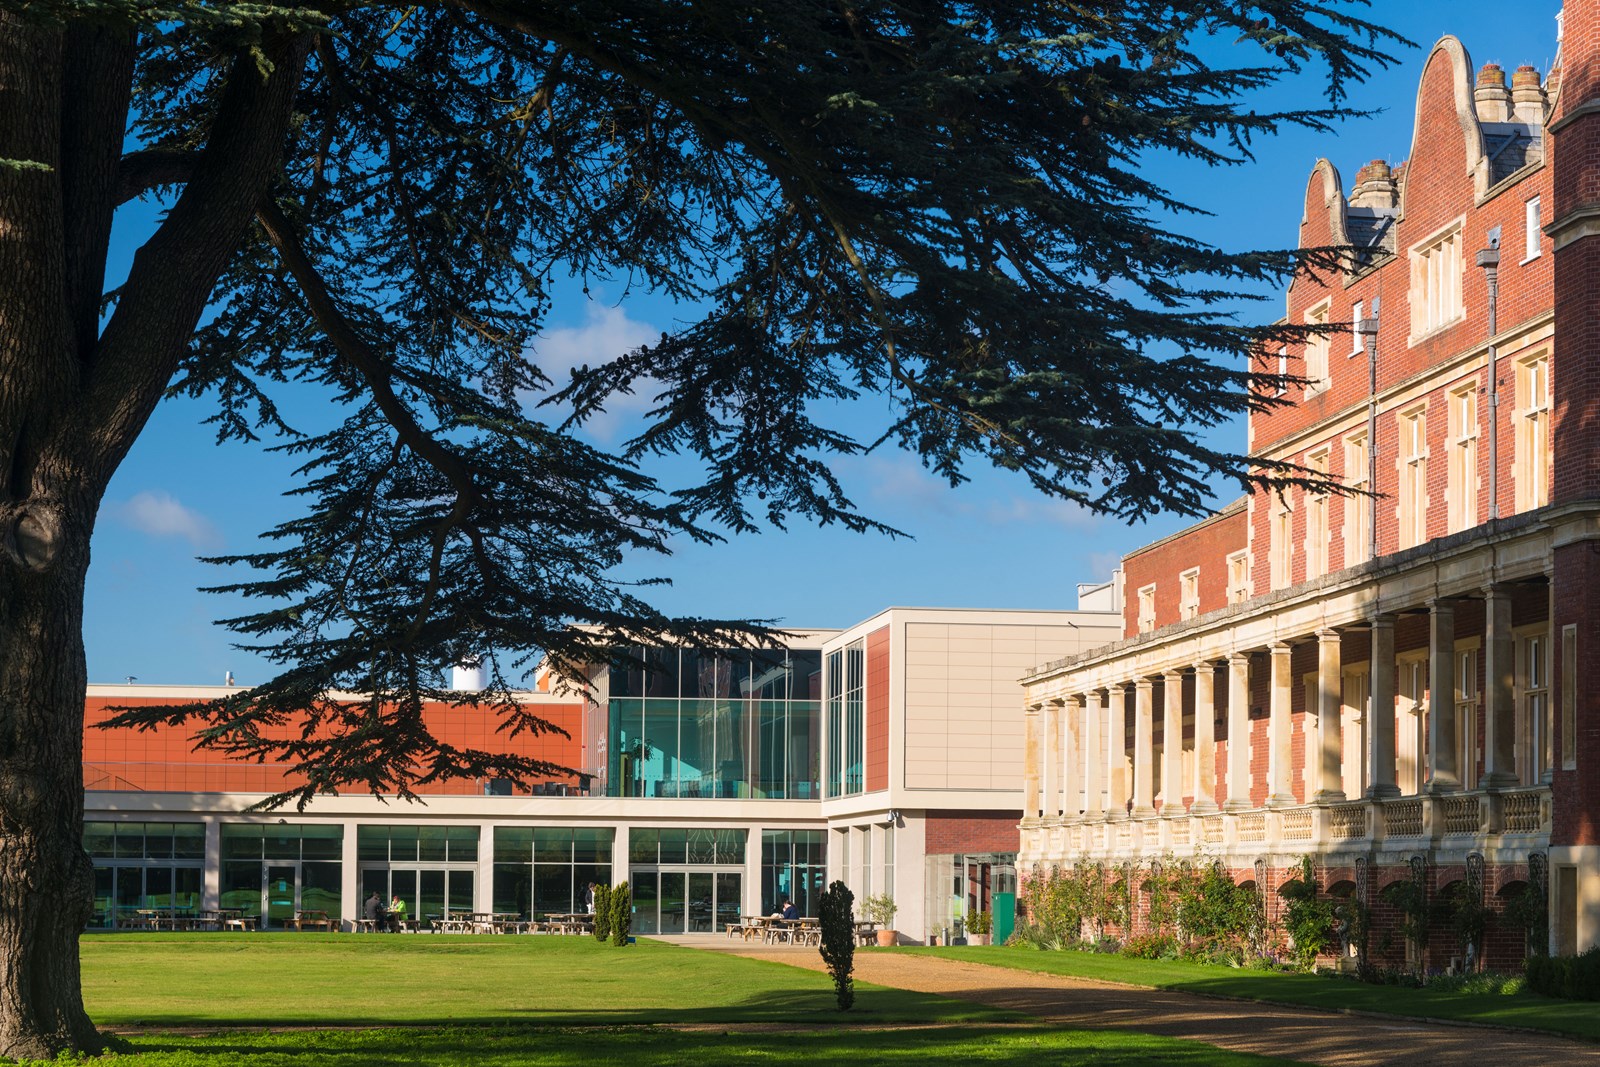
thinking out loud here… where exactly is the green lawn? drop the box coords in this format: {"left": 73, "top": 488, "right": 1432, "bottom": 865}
{"left": 901, "top": 946, "right": 1600, "bottom": 1040}
{"left": 83, "top": 934, "right": 999, "bottom": 1027}
{"left": 67, "top": 934, "right": 1317, "bottom": 1067}
{"left": 91, "top": 1025, "right": 1309, "bottom": 1066}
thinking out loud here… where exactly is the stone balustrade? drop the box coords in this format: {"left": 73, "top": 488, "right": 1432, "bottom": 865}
{"left": 1020, "top": 786, "right": 1551, "bottom": 866}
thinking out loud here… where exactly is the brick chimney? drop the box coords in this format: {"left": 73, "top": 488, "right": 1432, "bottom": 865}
{"left": 1348, "top": 159, "right": 1399, "bottom": 210}
{"left": 1511, "top": 65, "right": 1548, "bottom": 125}
{"left": 1475, "top": 62, "right": 1512, "bottom": 122}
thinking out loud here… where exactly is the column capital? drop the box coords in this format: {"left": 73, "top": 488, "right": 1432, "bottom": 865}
{"left": 1193, "top": 657, "right": 1217, "bottom": 672}
{"left": 1482, "top": 582, "right": 1513, "bottom": 600}
{"left": 1270, "top": 641, "right": 1293, "bottom": 656}
{"left": 1316, "top": 627, "right": 1340, "bottom": 642}
{"left": 1134, "top": 677, "right": 1155, "bottom": 693}
{"left": 1046, "top": 695, "right": 1067, "bottom": 707}
{"left": 1162, "top": 668, "right": 1186, "bottom": 682}
{"left": 1426, "top": 595, "right": 1460, "bottom": 611}
{"left": 1369, "top": 613, "right": 1396, "bottom": 631}
{"left": 1228, "top": 649, "right": 1252, "bottom": 666}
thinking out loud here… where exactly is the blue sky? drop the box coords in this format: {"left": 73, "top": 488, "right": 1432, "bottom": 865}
{"left": 85, "top": 2, "right": 1565, "bottom": 685}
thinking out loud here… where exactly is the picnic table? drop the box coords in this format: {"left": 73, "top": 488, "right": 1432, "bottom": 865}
{"left": 544, "top": 912, "right": 594, "bottom": 935}
{"left": 854, "top": 920, "right": 879, "bottom": 946}
{"left": 287, "top": 909, "right": 336, "bottom": 932}
{"left": 726, "top": 915, "right": 770, "bottom": 940}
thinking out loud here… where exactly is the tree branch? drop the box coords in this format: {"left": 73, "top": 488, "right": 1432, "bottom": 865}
{"left": 116, "top": 148, "right": 197, "bottom": 206}
{"left": 75, "top": 33, "right": 312, "bottom": 486}
{"left": 254, "top": 196, "right": 482, "bottom": 642}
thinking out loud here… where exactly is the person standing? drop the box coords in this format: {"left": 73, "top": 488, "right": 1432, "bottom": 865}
{"left": 584, "top": 882, "right": 596, "bottom": 914}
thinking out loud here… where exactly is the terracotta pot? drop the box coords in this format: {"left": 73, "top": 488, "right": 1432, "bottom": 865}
{"left": 970, "top": 933, "right": 989, "bottom": 946}
{"left": 875, "top": 928, "right": 896, "bottom": 947}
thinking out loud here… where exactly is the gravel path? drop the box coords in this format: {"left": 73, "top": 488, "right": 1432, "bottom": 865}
{"left": 701, "top": 940, "right": 1599, "bottom": 1066}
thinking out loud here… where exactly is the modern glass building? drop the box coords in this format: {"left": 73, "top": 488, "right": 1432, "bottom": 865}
{"left": 81, "top": 609, "right": 1122, "bottom": 939}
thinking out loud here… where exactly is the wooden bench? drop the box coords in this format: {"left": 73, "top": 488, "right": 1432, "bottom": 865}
{"left": 288, "top": 910, "right": 335, "bottom": 932}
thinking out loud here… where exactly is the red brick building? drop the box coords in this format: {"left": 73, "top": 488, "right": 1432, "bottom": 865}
{"left": 1020, "top": 14, "right": 1600, "bottom": 969}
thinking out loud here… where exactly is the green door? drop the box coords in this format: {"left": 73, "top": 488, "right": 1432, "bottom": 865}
{"left": 992, "top": 891, "right": 1016, "bottom": 946}
{"left": 266, "top": 865, "right": 297, "bottom": 929}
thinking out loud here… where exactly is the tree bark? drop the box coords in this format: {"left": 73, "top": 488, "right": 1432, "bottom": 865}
{"left": 0, "top": 532, "right": 100, "bottom": 1061}
{"left": 0, "top": 12, "right": 311, "bottom": 1055}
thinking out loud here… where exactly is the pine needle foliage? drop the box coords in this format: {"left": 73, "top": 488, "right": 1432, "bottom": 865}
{"left": 21, "top": 1, "right": 1403, "bottom": 805}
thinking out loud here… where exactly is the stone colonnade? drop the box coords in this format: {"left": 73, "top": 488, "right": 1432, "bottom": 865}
{"left": 1023, "top": 584, "right": 1536, "bottom": 820}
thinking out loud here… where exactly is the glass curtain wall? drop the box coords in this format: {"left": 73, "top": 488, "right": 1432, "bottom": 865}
{"left": 761, "top": 830, "right": 826, "bottom": 916}
{"left": 357, "top": 824, "right": 479, "bottom": 923}
{"left": 826, "top": 641, "right": 865, "bottom": 797}
{"left": 629, "top": 828, "right": 745, "bottom": 934}
{"left": 84, "top": 821, "right": 205, "bottom": 928}
{"left": 608, "top": 647, "right": 821, "bottom": 798}
{"left": 492, "top": 826, "right": 614, "bottom": 917}
{"left": 220, "top": 823, "right": 342, "bottom": 928}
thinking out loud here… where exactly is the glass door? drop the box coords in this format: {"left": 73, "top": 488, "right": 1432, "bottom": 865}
{"left": 658, "top": 872, "right": 686, "bottom": 933}
{"left": 266, "top": 864, "right": 298, "bottom": 929}
{"left": 687, "top": 872, "right": 714, "bottom": 932}
{"left": 632, "top": 870, "right": 659, "bottom": 934}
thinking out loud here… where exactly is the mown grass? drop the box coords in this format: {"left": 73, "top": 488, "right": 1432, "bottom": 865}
{"left": 901, "top": 946, "right": 1600, "bottom": 1040}
{"left": 82, "top": 934, "right": 999, "bottom": 1027}
{"left": 83, "top": 1024, "right": 1311, "bottom": 1066}
{"left": 64, "top": 934, "right": 1319, "bottom": 1067}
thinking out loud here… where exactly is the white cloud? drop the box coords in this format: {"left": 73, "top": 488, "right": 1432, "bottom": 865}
{"left": 526, "top": 303, "right": 662, "bottom": 442}
{"left": 115, "top": 491, "right": 223, "bottom": 551}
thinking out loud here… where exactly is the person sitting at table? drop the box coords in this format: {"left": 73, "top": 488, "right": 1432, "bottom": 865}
{"left": 364, "top": 891, "right": 385, "bottom": 930}
{"left": 388, "top": 894, "right": 407, "bottom": 932}
{"left": 781, "top": 899, "right": 798, "bottom": 921}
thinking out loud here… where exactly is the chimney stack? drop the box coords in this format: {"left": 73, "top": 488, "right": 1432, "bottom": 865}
{"left": 1349, "top": 159, "right": 1399, "bottom": 210}
{"left": 1476, "top": 63, "right": 1512, "bottom": 123}
{"left": 1511, "top": 65, "right": 1548, "bottom": 124}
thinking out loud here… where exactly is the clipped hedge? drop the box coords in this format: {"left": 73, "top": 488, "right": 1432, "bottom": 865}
{"left": 1526, "top": 946, "right": 1600, "bottom": 1000}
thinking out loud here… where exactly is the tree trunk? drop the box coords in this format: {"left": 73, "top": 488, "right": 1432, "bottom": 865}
{"left": 0, "top": 536, "right": 100, "bottom": 1060}
{"left": 0, "top": 11, "right": 311, "bottom": 1053}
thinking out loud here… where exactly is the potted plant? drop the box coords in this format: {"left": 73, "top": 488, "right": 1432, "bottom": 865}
{"left": 968, "top": 909, "right": 993, "bottom": 946}
{"left": 862, "top": 893, "right": 898, "bottom": 946}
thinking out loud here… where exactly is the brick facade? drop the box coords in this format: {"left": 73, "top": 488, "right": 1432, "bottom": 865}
{"left": 925, "top": 810, "right": 1022, "bottom": 855}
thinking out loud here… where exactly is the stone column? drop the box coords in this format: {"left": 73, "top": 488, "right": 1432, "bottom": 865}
{"left": 1023, "top": 702, "right": 1042, "bottom": 817}
{"left": 1053, "top": 697, "right": 1074, "bottom": 816}
{"left": 1107, "top": 684, "right": 1129, "bottom": 816}
{"left": 1132, "top": 678, "right": 1157, "bottom": 817}
{"left": 1267, "top": 643, "right": 1297, "bottom": 806}
{"left": 1192, "top": 661, "right": 1219, "bottom": 813}
{"left": 1082, "top": 691, "right": 1104, "bottom": 818}
{"left": 1225, "top": 652, "right": 1252, "bottom": 810}
{"left": 1314, "top": 630, "right": 1346, "bottom": 803}
{"left": 1162, "top": 670, "right": 1186, "bottom": 814}
{"left": 1366, "top": 616, "right": 1400, "bottom": 798}
{"left": 1483, "top": 585, "right": 1518, "bottom": 788}
{"left": 1042, "top": 698, "right": 1059, "bottom": 816}
{"left": 1426, "top": 599, "right": 1461, "bottom": 793}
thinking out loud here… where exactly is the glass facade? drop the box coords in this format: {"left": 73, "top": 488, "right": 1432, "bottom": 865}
{"left": 761, "top": 829, "right": 826, "bottom": 917}
{"left": 85, "top": 821, "right": 205, "bottom": 928}
{"left": 491, "top": 826, "right": 614, "bottom": 918}
{"left": 608, "top": 647, "right": 822, "bottom": 798}
{"left": 629, "top": 828, "right": 746, "bottom": 935}
{"left": 826, "top": 642, "right": 864, "bottom": 797}
{"left": 357, "top": 824, "right": 480, "bottom": 923}
{"left": 220, "top": 823, "right": 343, "bottom": 927}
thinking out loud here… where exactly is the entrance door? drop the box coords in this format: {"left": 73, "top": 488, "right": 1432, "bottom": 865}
{"left": 631, "top": 867, "right": 742, "bottom": 933}
{"left": 266, "top": 865, "right": 298, "bottom": 929}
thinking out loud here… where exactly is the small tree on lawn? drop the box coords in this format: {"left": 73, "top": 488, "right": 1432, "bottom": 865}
{"left": 819, "top": 880, "right": 856, "bottom": 1010}
{"left": 592, "top": 884, "right": 612, "bottom": 943}
{"left": 609, "top": 882, "right": 632, "bottom": 947}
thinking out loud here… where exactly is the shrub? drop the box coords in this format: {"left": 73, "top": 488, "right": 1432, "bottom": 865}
{"left": 592, "top": 884, "right": 612, "bottom": 943}
{"left": 1278, "top": 857, "right": 1337, "bottom": 970}
{"left": 1526, "top": 946, "right": 1600, "bottom": 1000}
{"left": 1121, "top": 932, "right": 1178, "bottom": 960}
{"left": 969, "top": 909, "right": 993, "bottom": 935}
{"left": 819, "top": 880, "right": 856, "bottom": 1010}
{"left": 609, "top": 881, "right": 631, "bottom": 946}
{"left": 861, "top": 893, "right": 897, "bottom": 927}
